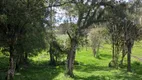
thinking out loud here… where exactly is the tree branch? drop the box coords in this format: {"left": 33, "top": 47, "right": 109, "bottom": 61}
{"left": 67, "top": 31, "right": 72, "bottom": 39}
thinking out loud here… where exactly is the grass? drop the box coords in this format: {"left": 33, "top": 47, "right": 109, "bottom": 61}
{"left": 0, "top": 42, "right": 142, "bottom": 80}
{"left": 132, "top": 41, "right": 142, "bottom": 57}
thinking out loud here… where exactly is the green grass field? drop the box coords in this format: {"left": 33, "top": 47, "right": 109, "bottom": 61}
{"left": 0, "top": 42, "right": 142, "bottom": 80}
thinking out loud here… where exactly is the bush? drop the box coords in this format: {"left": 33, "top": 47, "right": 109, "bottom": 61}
{"left": 88, "top": 27, "right": 108, "bottom": 58}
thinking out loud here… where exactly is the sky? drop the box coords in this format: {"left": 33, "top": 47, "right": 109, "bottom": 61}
{"left": 116, "top": 0, "right": 129, "bottom": 2}
{"left": 54, "top": 7, "right": 77, "bottom": 26}
{"left": 54, "top": 8, "right": 67, "bottom": 26}
{"left": 54, "top": 0, "right": 130, "bottom": 26}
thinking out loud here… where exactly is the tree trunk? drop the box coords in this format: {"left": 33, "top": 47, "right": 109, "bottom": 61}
{"left": 127, "top": 42, "right": 132, "bottom": 72}
{"left": 115, "top": 43, "right": 119, "bottom": 68}
{"left": 49, "top": 45, "right": 56, "bottom": 66}
{"left": 93, "top": 48, "right": 96, "bottom": 57}
{"left": 96, "top": 43, "right": 100, "bottom": 58}
{"left": 15, "top": 54, "right": 20, "bottom": 71}
{"left": 120, "top": 44, "right": 127, "bottom": 66}
{"left": 66, "top": 38, "right": 77, "bottom": 77}
{"left": 120, "top": 52, "right": 125, "bottom": 66}
{"left": 109, "top": 41, "right": 115, "bottom": 68}
{"left": 15, "top": 52, "right": 28, "bottom": 71}
{"left": 49, "top": 52, "right": 56, "bottom": 65}
{"left": 24, "top": 53, "right": 28, "bottom": 65}
{"left": 126, "top": 39, "right": 134, "bottom": 72}
{"left": 6, "top": 45, "right": 15, "bottom": 80}
{"left": 112, "top": 41, "right": 115, "bottom": 61}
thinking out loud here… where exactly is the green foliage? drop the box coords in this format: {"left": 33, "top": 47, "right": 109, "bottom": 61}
{"left": 0, "top": 0, "right": 48, "bottom": 54}
{"left": 0, "top": 1, "right": 49, "bottom": 79}
{"left": 104, "top": 1, "right": 141, "bottom": 69}
{"left": 21, "top": 23, "right": 47, "bottom": 56}
{"left": 89, "top": 27, "right": 108, "bottom": 58}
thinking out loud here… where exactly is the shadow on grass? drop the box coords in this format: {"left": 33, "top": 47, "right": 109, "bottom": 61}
{"left": 132, "top": 61, "right": 142, "bottom": 75}
{"left": 75, "top": 75, "right": 111, "bottom": 80}
{"left": 74, "top": 66, "right": 142, "bottom": 80}
{"left": 15, "top": 66, "right": 64, "bottom": 80}
{"left": 114, "top": 72, "right": 142, "bottom": 80}
{"left": 100, "top": 53, "right": 111, "bottom": 59}
{"left": 0, "top": 56, "right": 65, "bottom": 80}
{"left": 74, "top": 61, "right": 142, "bottom": 80}
{"left": 75, "top": 64, "right": 111, "bottom": 73}
{"left": 14, "top": 60, "right": 65, "bottom": 80}
{"left": 75, "top": 72, "right": 142, "bottom": 80}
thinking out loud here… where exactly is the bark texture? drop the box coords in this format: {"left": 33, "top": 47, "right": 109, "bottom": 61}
{"left": 7, "top": 45, "right": 15, "bottom": 80}
{"left": 66, "top": 38, "right": 77, "bottom": 77}
{"left": 126, "top": 40, "right": 133, "bottom": 72}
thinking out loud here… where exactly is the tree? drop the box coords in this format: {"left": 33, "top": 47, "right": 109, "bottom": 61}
{"left": 0, "top": 0, "right": 48, "bottom": 79}
{"left": 106, "top": 1, "right": 140, "bottom": 71}
{"left": 89, "top": 27, "right": 107, "bottom": 58}
{"left": 61, "top": 0, "right": 108, "bottom": 77}
{"left": 118, "top": 1, "right": 141, "bottom": 71}
{"left": 15, "top": 22, "right": 47, "bottom": 70}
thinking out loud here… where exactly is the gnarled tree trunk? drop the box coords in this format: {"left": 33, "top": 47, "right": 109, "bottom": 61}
{"left": 7, "top": 45, "right": 15, "bottom": 80}
{"left": 126, "top": 40, "right": 133, "bottom": 72}
{"left": 66, "top": 38, "right": 77, "bottom": 77}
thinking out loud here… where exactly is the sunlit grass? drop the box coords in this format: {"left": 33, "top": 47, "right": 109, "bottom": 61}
{"left": 132, "top": 41, "right": 142, "bottom": 57}
{"left": 0, "top": 42, "right": 142, "bottom": 80}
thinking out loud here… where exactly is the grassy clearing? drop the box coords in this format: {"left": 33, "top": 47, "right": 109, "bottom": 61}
{"left": 0, "top": 42, "right": 142, "bottom": 80}
{"left": 132, "top": 41, "right": 142, "bottom": 57}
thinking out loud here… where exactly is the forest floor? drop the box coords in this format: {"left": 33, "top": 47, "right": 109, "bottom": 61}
{"left": 0, "top": 42, "right": 142, "bottom": 80}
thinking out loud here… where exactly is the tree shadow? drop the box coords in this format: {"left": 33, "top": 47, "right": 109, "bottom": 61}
{"left": 0, "top": 55, "right": 64, "bottom": 80}
{"left": 100, "top": 53, "right": 112, "bottom": 59}
{"left": 75, "top": 75, "right": 110, "bottom": 80}
{"left": 132, "top": 61, "right": 142, "bottom": 75}
{"left": 75, "top": 72, "right": 142, "bottom": 80}
{"left": 75, "top": 64, "right": 111, "bottom": 73}
{"left": 14, "top": 60, "right": 65, "bottom": 80}
{"left": 74, "top": 61, "right": 142, "bottom": 80}
{"left": 114, "top": 71, "right": 142, "bottom": 80}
